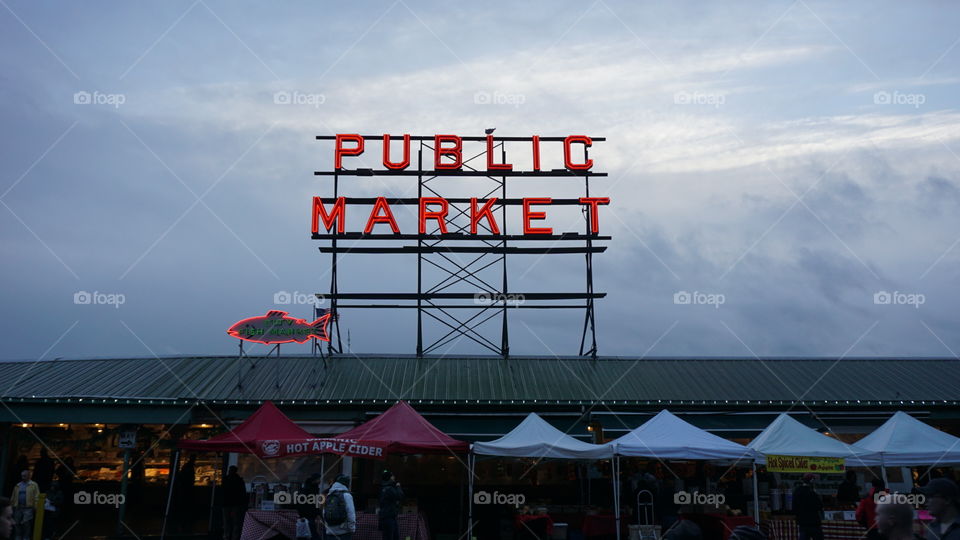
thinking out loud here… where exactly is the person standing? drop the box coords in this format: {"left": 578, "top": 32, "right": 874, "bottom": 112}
{"left": 54, "top": 458, "right": 74, "bottom": 522}
{"left": 42, "top": 480, "right": 63, "bottom": 540}
{"left": 221, "top": 466, "right": 247, "bottom": 540}
{"left": 837, "top": 471, "right": 860, "bottom": 507}
{"left": 379, "top": 470, "right": 404, "bottom": 540}
{"left": 857, "top": 478, "right": 887, "bottom": 540}
{"left": 793, "top": 473, "right": 824, "bottom": 540}
{"left": 8, "top": 471, "right": 38, "bottom": 540}
{"left": 297, "top": 473, "right": 323, "bottom": 540}
{"left": 875, "top": 502, "right": 917, "bottom": 540}
{"left": 324, "top": 474, "right": 356, "bottom": 540}
{"left": 174, "top": 455, "right": 197, "bottom": 533}
{"left": 920, "top": 478, "right": 960, "bottom": 540}
{"left": 32, "top": 449, "right": 54, "bottom": 494}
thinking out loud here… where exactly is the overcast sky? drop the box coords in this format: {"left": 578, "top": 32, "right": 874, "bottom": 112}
{"left": 1, "top": 1, "right": 959, "bottom": 360}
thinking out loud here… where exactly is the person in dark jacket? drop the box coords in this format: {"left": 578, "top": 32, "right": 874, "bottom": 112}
{"left": 837, "top": 471, "right": 860, "bottom": 507}
{"left": 32, "top": 449, "right": 55, "bottom": 494}
{"left": 920, "top": 478, "right": 960, "bottom": 540}
{"left": 379, "top": 470, "right": 404, "bottom": 540}
{"left": 221, "top": 466, "right": 247, "bottom": 540}
{"left": 793, "top": 474, "right": 824, "bottom": 540}
{"left": 298, "top": 473, "right": 323, "bottom": 540}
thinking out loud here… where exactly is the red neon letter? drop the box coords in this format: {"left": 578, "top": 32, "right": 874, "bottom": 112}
{"left": 334, "top": 134, "right": 364, "bottom": 169}
{"left": 312, "top": 197, "right": 345, "bottom": 234}
{"left": 523, "top": 197, "right": 553, "bottom": 235}
{"left": 419, "top": 197, "right": 449, "bottom": 234}
{"left": 434, "top": 135, "right": 462, "bottom": 170}
{"left": 364, "top": 197, "right": 400, "bottom": 234}
{"left": 470, "top": 198, "right": 500, "bottom": 234}
{"left": 486, "top": 135, "right": 513, "bottom": 171}
{"left": 531, "top": 135, "right": 541, "bottom": 171}
{"left": 579, "top": 197, "right": 610, "bottom": 233}
{"left": 382, "top": 134, "right": 410, "bottom": 170}
{"left": 563, "top": 135, "right": 593, "bottom": 170}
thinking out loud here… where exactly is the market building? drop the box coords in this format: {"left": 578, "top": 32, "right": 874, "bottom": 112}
{"left": 1, "top": 355, "right": 959, "bottom": 538}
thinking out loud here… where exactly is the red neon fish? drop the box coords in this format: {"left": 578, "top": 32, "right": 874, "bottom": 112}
{"left": 227, "top": 310, "right": 332, "bottom": 344}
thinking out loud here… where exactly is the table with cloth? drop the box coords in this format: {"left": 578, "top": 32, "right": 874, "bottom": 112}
{"left": 582, "top": 513, "right": 628, "bottom": 538}
{"left": 240, "top": 509, "right": 299, "bottom": 540}
{"left": 680, "top": 513, "right": 756, "bottom": 540}
{"left": 763, "top": 519, "right": 867, "bottom": 540}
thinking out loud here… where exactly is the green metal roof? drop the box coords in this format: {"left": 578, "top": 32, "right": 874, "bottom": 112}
{"left": 0, "top": 355, "right": 958, "bottom": 407}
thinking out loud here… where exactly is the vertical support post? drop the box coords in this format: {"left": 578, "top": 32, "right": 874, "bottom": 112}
{"left": 614, "top": 455, "right": 621, "bottom": 540}
{"left": 160, "top": 449, "right": 180, "bottom": 540}
{"left": 467, "top": 453, "right": 475, "bottom": 540}
{"left": 753, "top": 462, "right": 760, "bottom": 527}
{"left": 328, "top": 168, "right": 341, "bottom": 356}
{"left": 500, "top": 143, "right": 509, "bottom": 359}
{"left": 417, "top": 142, "right": 424, "bottom": 358}
{"left": 116, "top": 447, "right": 131, "bottom": 535}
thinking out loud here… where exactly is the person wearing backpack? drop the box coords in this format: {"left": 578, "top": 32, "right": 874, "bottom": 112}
{"left": 324, "top": 474, "right": 356, "bottom": 540}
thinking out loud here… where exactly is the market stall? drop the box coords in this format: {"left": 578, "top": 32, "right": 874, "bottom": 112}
{"left": 173, "top": 401, "right": 315, "bottom": 540}
{"left": 471, "top": 412, "right": 614, "bottom": 539}
{"left": 853, "top": 411, "right": 960, "bottom": 467}
{"left": 605, "top": 410, "right": 760, "bottom": 540}
{"left": 317, "top": 400, "right": 469, "bottom": 539}
{"left": 748, "top": 414, "right": 881, "bottom": 540}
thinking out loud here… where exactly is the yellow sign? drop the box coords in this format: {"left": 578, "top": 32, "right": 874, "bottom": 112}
{"left": 766, "top": 455, "right": 845, "bottom": 473}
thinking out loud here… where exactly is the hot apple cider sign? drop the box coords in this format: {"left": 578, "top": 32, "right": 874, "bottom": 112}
{"left": 311, "top": 134, "right": 610, "bottom": 236}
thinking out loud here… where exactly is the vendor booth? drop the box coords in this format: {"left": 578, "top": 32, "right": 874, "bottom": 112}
{"left": 748, "top": 414, "right": 881, "bottom": 540}
{"left": 606, "top": 410, "right": 759, "bottom": 540}
{"left": 853, "top": 411, "right": 960, "bottom": 467}
{"left": 471, "top": 412, "right": 614, "bottom": 539}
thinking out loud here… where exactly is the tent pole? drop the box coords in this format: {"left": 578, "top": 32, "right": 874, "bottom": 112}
{"left": 614, "top": 455, "right": 621, "bottom": 540}
{"left": 881, "top": 466, "right": 889, "bottom": 486}
{"left": 467, "top": 452, "right": 475, "bottom": 540}
{"left": 752, "top": 462, "right": 760, "bottom": 527}
{"left": 161, "top": 449, "right": 180, "bottom": 540}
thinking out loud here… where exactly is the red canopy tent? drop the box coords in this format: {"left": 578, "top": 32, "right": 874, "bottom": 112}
{"left": 323, "top": 400, "right": 469, "bottom": 457}
{"left": 178, "top": 400, "right": 313, "bottom": 457}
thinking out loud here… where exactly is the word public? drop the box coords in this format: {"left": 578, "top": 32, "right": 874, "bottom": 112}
{"left": 315, "top": 133, "right": 610, "bottom": 236}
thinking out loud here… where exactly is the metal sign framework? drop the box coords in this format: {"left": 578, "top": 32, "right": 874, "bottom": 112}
{"left": 313, "top": 135, "right": 608, "bottom": 359}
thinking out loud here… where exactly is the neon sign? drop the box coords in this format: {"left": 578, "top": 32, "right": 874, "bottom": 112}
{"left": 313, "top": 134, "right": 610, "bottom": 236}
{"left": 227, "top": 310, "right": 331, "bottom": 345}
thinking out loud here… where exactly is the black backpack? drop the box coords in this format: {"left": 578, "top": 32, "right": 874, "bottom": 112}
{"left": 324, "top": 490, "right": 348, "bottom": 526}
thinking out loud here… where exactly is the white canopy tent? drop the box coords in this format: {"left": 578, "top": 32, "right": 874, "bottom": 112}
{"left": 469, "top": 413, "right": 615, "bottom": 540}
{"left": 853, "top": 411, "right": 960, "bottom": 466}
{"left": 604, "top": 410, "right": 761, "bottom": 539}
{"left": 748, "top": 413, "right": 881, "bottom": 467}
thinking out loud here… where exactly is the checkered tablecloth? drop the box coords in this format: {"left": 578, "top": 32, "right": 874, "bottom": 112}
{"left": 241, "top": 509, "right": 300, "bottom": 540}
{"left": 353, "top": 512, "right": 430, "bottom": 540}
{"left": 763, "top": 520, "right": 867, "bottom": 540}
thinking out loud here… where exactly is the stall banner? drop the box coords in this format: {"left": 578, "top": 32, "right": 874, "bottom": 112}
{"left": 766, "top": 454, "right": 845, "bottom": 473}
{"left": 256, "top": 438, "right": 388, "bottom": 460}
